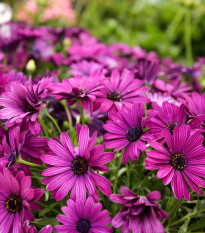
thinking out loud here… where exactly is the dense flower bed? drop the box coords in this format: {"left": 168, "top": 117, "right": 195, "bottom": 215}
{"left": 0, "top": 20, "right": 205, "bottom": 233}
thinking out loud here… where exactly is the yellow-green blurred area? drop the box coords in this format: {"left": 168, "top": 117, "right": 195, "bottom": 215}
{"left": 2, "top": 0, "right": 205, "bottom": 64}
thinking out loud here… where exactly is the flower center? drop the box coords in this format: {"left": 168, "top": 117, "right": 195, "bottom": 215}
{"left": 72, "top": 157, "right": 88, "bottom": 175}
{"left": 8, "top": 151, "right": 16, "bottom": 166}
{"left": 6, "top": 194, "right": 22, "bottom": 213}
{"left": 26, "top": 104, "right": 37, "bottom": 113}
{"left": 167, "top": 123, "right": 177, "bottom": 133}
{"left": 107, "top": 91, "right": 122, "bottom": 102}
{"left": 79, "top": 89, "right": 85, "bottom": 95}
{"left": 127, "top": 127, "right": 143, "bottom": 141}
{"left": 171, "top": 153, "right": 187, "bottom": 170}
{"left": 77, "top": 219, "right": 90, "bottom": 233}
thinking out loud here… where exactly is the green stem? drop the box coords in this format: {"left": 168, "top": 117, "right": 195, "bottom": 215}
{"left": 126, "top": 163, "right": 130, "bottom": 189}
{"left": 16, "top": 155, "right": 43, "bottom": 168}
{"left": 184, "top": 9, "right": 193, "bottom": 65}
{"left": 42, "top": 108, "right": 62, "bottom": 134}
{"left": 76, "top": 98, "right": 85, "bottom": 125}
{"left": 38, "top": 115, "right": 49, "bottom": 139}
{"left": 34, "top": 201, "right": 60, "bottom": 214}
{"left": 113, "top": 156, "right": 122, "bottom": 215}
{"left": 61, "top": 99, "right": 73, "bottom": 130}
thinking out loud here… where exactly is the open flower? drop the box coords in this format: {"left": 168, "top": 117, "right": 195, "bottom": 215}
{"left": 0, "top": 77, "right": 52, "bottom": 135}
{"left": 54, "top": 197, "right": 113, "bottom": 233}
{"left": 94, "top": 69, "right": 150, "bottom": 117}
{"left": 103, "top": 103, "right": 153, "bottom": 164}
{"left": 145, "top": 125, "right": 205, "bottom": 200}
{"left": 110, "top": 186, "right": 169, "bottom": 233}
{"left": 41, "top": 124, "right": 114, "bottom": 202}
{"left": 0, "top": 167, "right": 43, "bottom": 233}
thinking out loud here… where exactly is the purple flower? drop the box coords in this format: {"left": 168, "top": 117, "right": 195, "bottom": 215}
{"left": 70, "top": 60, "right": 107, "bottom": 77}
{"left": 146, "top": 101, "right": 205, "bottom": 141}
{"left": 94, "top": 69, "right": 150, "bottom": 117}
{"left": 41, "top": 124, "right": 114, "bottom": 202}
{"left": 180, "top": 92, "right": 205, "bottom": 117}
{"left": 0, "top": 77, "right": 52, "bottom": 135}
{"left": 134, "top": 58, "right": 161, "bottom": 85}
{"left": 103, "top": 103, "right": 153, "bottom": 164}
{"left": 0, "top": 167, "right": 43, "bottom": 232}
{"left": 54, "top": 197, "right": 113, "bottom": 233}
{"left": 145, "top": 125, "right": 205, "bottom": 200}
{"left": 49, "top": 71, "right": 104, "bottom": 114}
{"left": 23, "top": 220, "right": 53, "bottom": 233}
{"left": 110, "top": 186, "right": 169, "bottom": 233}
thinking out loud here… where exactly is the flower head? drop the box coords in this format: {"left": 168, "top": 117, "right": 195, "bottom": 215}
{"left": 41, "top": 124, "right": 114, "bottom": 202}
{"left": 0, "top": 77, "right": 52, "bottom": 135}
{"left": 103, "top": 103, "right": 153, "bottom": 164}
{"left": 23, "top": 220, "right": 53, "bottom": 233}
{"left": 94, "top": 69, "right": 150, "bottom": 117}
{"left": 54, "top": 197, "right": 113, "bottom": 233}
{"left": 145, "top": 125, "right": 205, "bottom": 200}
{"left": 0, "top": 167, "right": 43, "bottom": 232}
{"left": 110, "top": 186, "right": 169, "bottom": 233}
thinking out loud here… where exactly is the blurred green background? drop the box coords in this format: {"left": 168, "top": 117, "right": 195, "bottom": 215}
{"left": 4, "top": 0, "right": 205, "bottom": 65}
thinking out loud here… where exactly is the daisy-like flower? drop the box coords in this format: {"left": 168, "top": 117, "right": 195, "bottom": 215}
{"left": 103, "top": 103, "right": 153, "bottom": 164}
{"left": 41, "top": 124, "right": 114, "bottom": 202}
{"left": 0, "top": 167, "right": 43, "bottom": 233}
{"left": 146, "top": 101, "right": 205, "bottom": 141}
{"left": 145, "top": 125, "right": 205, "bottom": 201}
{"left": 54, "top": 197, "right": 113, "bottom": 233}
{"left": 94, "top": 69, "right": 150, "bottom": 117}
{"left": 0, "top": 77, "right": 52, "bottom": 135}
{"left": 49, "top": 71, "right": 104, "bottom": 114}
{"left": 180, "top": 92, "right": 205, "bottom": 117}
{"left": 110, "top": 186, "right": 169, "bottom": 233}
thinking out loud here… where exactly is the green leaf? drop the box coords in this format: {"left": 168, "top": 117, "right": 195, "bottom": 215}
{"left": 178, "top": 217, "right": 190, "bottom": 233}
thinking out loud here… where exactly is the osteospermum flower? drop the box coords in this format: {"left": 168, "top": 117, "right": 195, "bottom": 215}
{"left": 49, "top": 71, "right": 104, "bottom": 114}
{"left": 145, "top": 125, "right": 205, "bottom": 201}
{"left": 94, "top": 69, "right": 150, "bottom": 117}
{"left": 110, "top": 186, "right": 169, "bottom": 233}
{"left": 54, "top": 197, "right": 113, "bottom": 233}
{"left": 0, "top": 167, "right": 43, "bottom": 233}
{"left": 0, "top": 77, "right": 52, "bottom": 135}
{"left": 23, "top": 220, "right": 53, "bottom": 233}
{"left": 41, "top": 124, "right": 114, "bottom": 202}
{"left": 103, "top": 103, "right": 153, "bottom": 164}
{"left": 146, "top": 101, "right": 205, "bottom": 141}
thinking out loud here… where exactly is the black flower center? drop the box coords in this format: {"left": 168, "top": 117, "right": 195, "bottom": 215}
{"left": 79, "top": 89, "right": 85, "bottom": 95}
{"left": 26, "top": 104, "right": 37, "bottom": 113}
{"left": 77, "top": 219, "right": 91, "bottom": 233}
{"left": 127, "top": 127, "right": 143, "bottom": 141}
{"left": 8, "top": 151, "right": 16, "bottom": 166}
{"left": 72, "top": 157, "right": 88, "bottom": 175}
{"left": 167, "top": 123, "right": 177, "bottom": 133}
{"left": 107, "top": 91, "right": 122, "bottom": 102}
{"left": 171, "top": 153, "right": 186, "bottom": 170}
{"left": 6, "top": 194, "right": 22, "bottom": 213}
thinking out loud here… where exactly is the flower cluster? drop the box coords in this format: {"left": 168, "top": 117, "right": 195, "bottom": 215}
{"left": 0, "top": 18, "right": 205, "bottom": 233}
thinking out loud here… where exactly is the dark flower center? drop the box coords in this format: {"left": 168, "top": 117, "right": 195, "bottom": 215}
{"left": 79, "top": 89, "right": 85, "bottom": 95}
{"left": 26, "top": 104, "right": 37, "bottom": 113}
{"left": 72, "top": 157, "right": 88, "bottom": 175}
{"left": 107, "top": 91, "right": 122, "bottom": 102}
{"left": 77, "top": 219, "right": 91, "bottom": 233}
{"left": 84, "top": 72, "right": 89, "bottom": 76}
{"left": 171, "top": 153, "right": 186, "bottom": 170}
{"left": 8, "top": 151, "right": 16, "bottom": 166}
{"left": 6, "top": 194, "right": 22, "bottom": 213}
{"left": 167, "top": 123, "right": 177, "bottom": 133}
{"left": 127, "top": 127, "right": 143, "bottom": 141}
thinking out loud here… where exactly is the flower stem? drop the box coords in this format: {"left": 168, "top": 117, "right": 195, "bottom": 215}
{"left": 61, "top": 99, "right": 73, "bottom": 130}
{"left": 113, "top": 155, "right": 122, "bottom": 215}
{"left": 34, "top": 201, "right": 60, "bottom": 214}
{"left": 42, "top": 108, "right": 62, "bottom": 134}
{"left": 126, "top": 163, "right": 130, "bottom": 189}
{"left": 38, "top": 114, "right": 49, "bottom": 139}
{"left": 16, "top": 155, "right": 43, "bottom": 168}
{"left": 76, "top": 98, "right": 85, "bottom": 125}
